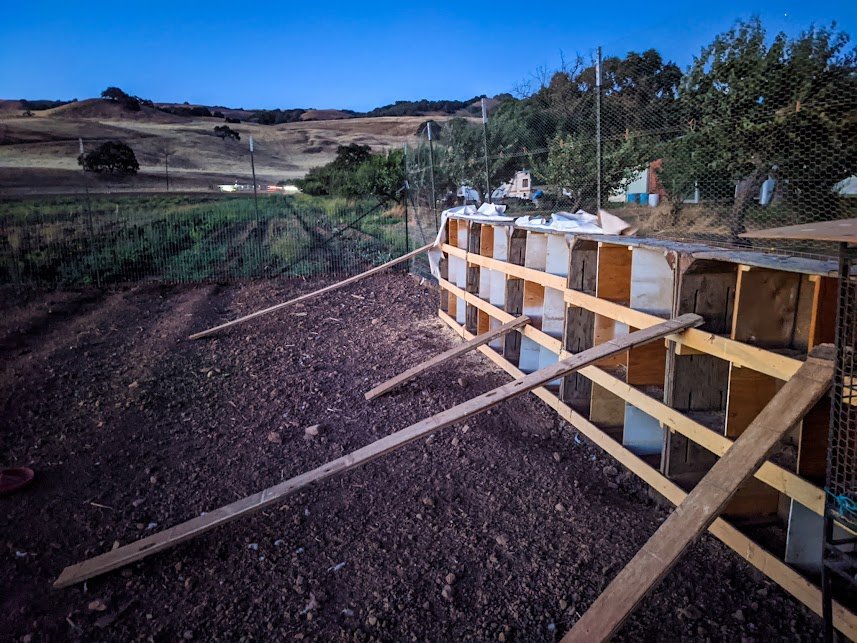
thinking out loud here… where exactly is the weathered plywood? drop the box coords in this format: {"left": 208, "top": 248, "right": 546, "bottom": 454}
{"left": 732, "top": 267, "right": 801, "bottom": 349}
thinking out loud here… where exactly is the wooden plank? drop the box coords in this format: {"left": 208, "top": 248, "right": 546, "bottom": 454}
{"left": 446, "top": 286, "right": 831, "bottom": 518}
{"left": 809, "top": 276, "right": 838, "bottom": 349}
{"left": 724, "top": 365, "right": 782, "bottom": 516}
{"left": 731, "top": 267, "right": 801, "bottom": 349}
{"left": 465, "top": 222, "right": 482, "bottom": 334}
{"left": 445, "top": 244, "right": 805, "bottom": 380}
{"left": 564, "top": 350, "right": 834, "bottom": 643}
{"left": 55, "top": 314, "right": 701, "bottom": 590}
{"left": 363, "top": 315, "right": 530, "bottom": 400}
{"left": 739, "top": 217, "right": 857, "bottom": 243}
{"left": 439, "top": 311, "right": 857, "bottom": 640}
{"left": 503, "top": 229, "right": 527, "bottom": 364}
{"left": 188, "top": 243, "right": 433, "bottom": 340}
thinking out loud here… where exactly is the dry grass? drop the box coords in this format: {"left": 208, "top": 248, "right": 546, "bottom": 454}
{"left": 0, "top": 105, "right": 438, "bottom": 195}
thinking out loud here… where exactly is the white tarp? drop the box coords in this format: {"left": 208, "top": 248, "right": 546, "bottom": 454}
{"left": 514, "top": 209, "right": 633, "bottom": 235}
{"left": 428, "top": 206, "right": 634, "bottom": 279}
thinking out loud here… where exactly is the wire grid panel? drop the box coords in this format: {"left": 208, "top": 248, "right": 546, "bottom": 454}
{"left": 0, "top": 194, "right": 411, "bottom": 288}
{"left": 405, "top": 23, "right": 856, "bottom": 259}
{"left": 828, "top": 251, "right": 857, "bottom": 525}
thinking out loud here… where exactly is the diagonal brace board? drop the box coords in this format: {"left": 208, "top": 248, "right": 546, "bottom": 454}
{"left": 188, "top": 243, "right": 433, "bottom": 340}
{"left": 563, "top": 347, "right": 835, "bottom": 643}
{"left": 54, "top": 313, "right": 702, "bottom": 589}
{"left": 364, "top": 315, "right": 531, "bottom": 400}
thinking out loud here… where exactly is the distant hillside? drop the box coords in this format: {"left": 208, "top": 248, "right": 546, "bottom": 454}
{"left": 1, "top": 89, "right": 509, "bottom": 125}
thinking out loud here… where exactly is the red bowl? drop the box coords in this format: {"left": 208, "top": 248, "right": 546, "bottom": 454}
{"left": 0, "top": 467, "right": 35, "bottom": 496}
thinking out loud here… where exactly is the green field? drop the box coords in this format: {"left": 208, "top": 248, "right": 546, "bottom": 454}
{"left": 0, "top": 193, "right": 409, "bottom": 287}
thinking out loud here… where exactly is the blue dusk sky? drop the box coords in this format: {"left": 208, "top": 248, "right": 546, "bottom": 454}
{"left": 1, "top": 0, "right": 855, "bottom": 111}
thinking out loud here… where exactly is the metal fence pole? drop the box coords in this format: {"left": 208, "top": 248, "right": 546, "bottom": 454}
{"left": 427, "top": 121, "right": 438, "bottom": 229}
{"left": 249, "top": 136, "right": 259, "bottom": 223}
{"left": 596, "top": 46, "right": 603, "bottom": 212}
{"left": 79, "top": 138, "right": 101, "bottom": 288}
{"left": 482, "top": 97, "right": 491, "bottom": 203}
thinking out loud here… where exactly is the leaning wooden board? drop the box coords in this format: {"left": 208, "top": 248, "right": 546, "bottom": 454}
{"left": 188, "top": 243, "right": 433, "bottom": 340}
{"left": 54, "top": 313, "right": 702, "bottom": 589}
{"left": 364, "top": 314, "right": 530, "bottom": 400}
{"left": 563, "top": 347, "right": 834, "bottom": 642}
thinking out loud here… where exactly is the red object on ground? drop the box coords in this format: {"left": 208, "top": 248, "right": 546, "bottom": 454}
{"left": 0, "top": 468, "right": 34, "bottom": 496}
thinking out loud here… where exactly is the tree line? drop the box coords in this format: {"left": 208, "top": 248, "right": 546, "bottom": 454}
{"left": 413, "top": 19, "right": 857, "bottom": 237}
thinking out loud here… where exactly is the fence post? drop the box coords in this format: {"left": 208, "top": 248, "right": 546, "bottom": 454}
{"left": 427, "top": 121, "right": 438, "bottom": 230}
{"left": 482, "top": 97, "right": 491, "bottom": 203}
{"left": 596, "top": 46, "right": 603, "bottom": 212}
{"left": 79, "top": 138, "right": 101, "bottom": 288}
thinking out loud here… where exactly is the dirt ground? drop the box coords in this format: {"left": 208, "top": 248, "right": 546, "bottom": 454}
{"left": 0, "top": 273, "right": 822, "bottom": 641}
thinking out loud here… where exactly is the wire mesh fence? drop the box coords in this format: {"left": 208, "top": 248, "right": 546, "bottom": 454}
{"left": 405, "top": 20, "right": 857, "bottom": 258}
{"left": 0, "top": 193, "right": 411, "bottom": 288}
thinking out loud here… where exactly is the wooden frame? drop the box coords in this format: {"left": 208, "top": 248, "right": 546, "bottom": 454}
{"left": 437, "top": 222, "right": 849, "bottom": 633}
{"left": 439, "top": 309, "right": 857, "bottom": 639}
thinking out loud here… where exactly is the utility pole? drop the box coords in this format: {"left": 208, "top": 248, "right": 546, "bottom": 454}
{"left": 249, "top": 136, "right": 259, "bottom": 223}
{"left": 164, "top": 147, "right": 171, "bottom": 192}
{"left": 426, "top": 121, "right": 438, "bottom": 230}
{"left": 481, "top": 97, "right": 491, "bottom": 203}
{"left": 596, "top": 46, "right": 603, "bottom": 212}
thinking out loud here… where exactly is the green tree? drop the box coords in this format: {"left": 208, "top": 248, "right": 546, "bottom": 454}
{"left": 658, "top": 19, "right": 857, "bottom": 238}
{"left": 101, "top": 86, "right": 140, "bottom": 111}
{"left": 213, "top": 125, "right": 240, "bottom": 141}
{"left": 78, "top": 141, "right": 140, "bottom": 176}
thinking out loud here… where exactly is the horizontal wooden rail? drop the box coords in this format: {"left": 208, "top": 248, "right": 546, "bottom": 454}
{"left": 441, "top": 244, "right": 802, "bottom": 380}
{"left": 439, "top": 309, "right": 857, "bottom": 640}
{"left": 437, "top": 278, "right": 827, "bottom": 518}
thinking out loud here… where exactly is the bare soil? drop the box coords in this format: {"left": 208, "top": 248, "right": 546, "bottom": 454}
{"left": 0, "top": 274, "right": 821, "bottom": 641}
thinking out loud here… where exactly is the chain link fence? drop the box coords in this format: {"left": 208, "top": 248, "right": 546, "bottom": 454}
{"left": 405, "top": 20, "right": 857, "bottom": 258}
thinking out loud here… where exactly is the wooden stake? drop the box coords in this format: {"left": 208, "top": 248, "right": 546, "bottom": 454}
{"left": 188, "top": 243, "right": 433, "bottom": 340}
{"left": 563, "top": 347, "right": 834, "bottom": 643}
{"left": 364, "top": 314, "right": 530, "bottom": 400}
{"left": 54, "top": 314, "right": 701, "bottom": 589}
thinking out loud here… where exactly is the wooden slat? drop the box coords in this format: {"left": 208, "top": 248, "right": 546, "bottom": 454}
{"left": 563, "top": 350, "right": 834, "bottom": 642}
{"left": 55, "top": 314, "right": 701, "bottom": 589}
{"left": 739, "top": 217, "right": 857, "bottom": 243}
{"left": 439, "top": 311, "right": 857, "bottom": 640}
{"left": 442, "top": 246, "right": 803, "bottom": 379}
{"left": 363, "top": 315, "right": 530, "bottom": 400}
{"left": 446, "top": 286, "right": 830, "bottom": 518}
{"left": 188, "top": 243, "right": 433, "bottom": 340}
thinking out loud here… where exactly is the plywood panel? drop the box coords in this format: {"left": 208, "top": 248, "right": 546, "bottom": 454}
{"left": 732, "top": 267, "right": 801, "bottom": 349}
{"left": 809, "top": 276, "right": 838, "bottom": 349}
{"left": 724, "top": 364, "right": 782, "bottom": 516}
{"left": 630, "top": 247, "right": 674, "bottom": 316}
{"left": 525, "top": 232, "right": 548, "bottom": 271}
{"left": 596, "top": 243, "right": 632, "bottom": 303}
{"left": 546, "top": 234, "right": 570, "bottom": 277}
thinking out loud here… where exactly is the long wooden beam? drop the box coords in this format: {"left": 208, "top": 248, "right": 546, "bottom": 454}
{"left": 439, "top": 278, "right": 829, "bottom": 519}
{"left": 188, "top": 243, "right": 433, "bottom": 340}
{"left": 441, "top": 245, "right": 802, "bottom": 379}
{"left": 55, "top": 314, "right": 701, "bottom": 589}
{"left": 564, "top": 349, "right": 834, "bottom": 642}
{"left": 364, "top": 315, "right": 530, "bottom": 400}
{"left": 439, "top": 311, "right": 857, "bottom": 640}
